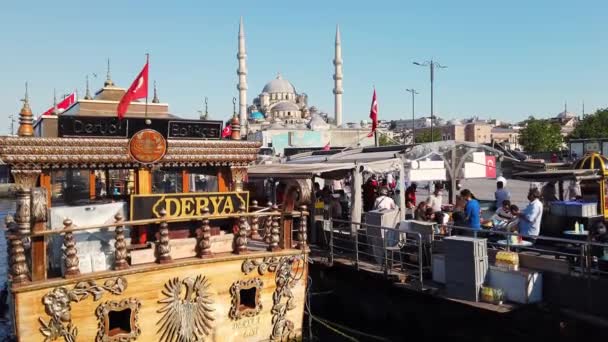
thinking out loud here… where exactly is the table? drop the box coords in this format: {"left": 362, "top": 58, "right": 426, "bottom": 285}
{"left": 496, "top": 239, "right": 533, "bottom": 248}
{"left": 563, "top": 230, "right": 589, "bottom": 237}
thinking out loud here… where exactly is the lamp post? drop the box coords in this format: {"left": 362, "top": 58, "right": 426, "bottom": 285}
{"left": 413, "top": 60, "right": 447, "bottom": 142}
{"left": 405, "top": 89, "right": 418, "bottom": 144}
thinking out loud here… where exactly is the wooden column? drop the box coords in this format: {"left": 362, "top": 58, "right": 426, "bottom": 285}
{"left": 30, "top": 188, "right": 48, "bottom": 281}
{"left": 89, "top": 170, "right": 96, "bottom": 199}
{"left": 136, "top": 168, "right": 152, "bottom": 244}
{"left": 233, "top": 205, "right": 248, "bottom": 254}
{"left": 114, "top": 213, "right": 129, "bottom": 270}
{"left": 263, "top": 201, "right": 273, "bottom": 245}
{"left": 218, "top": 168, "right": 230, "bottom": 192}
{"left": 12, "top": 170, "right": 41, "bottom": 236}
{"left": 182, "top": 170, "right": 190, "bottom": 192}
{"left": 268, "top": 205, "right": 281, "bottom": 252}
{"left": 63, "top": 219, "right": 80, "bottom": 278}
{"left": 39, "top": 171, "right": 52, "bottom": 206}
{"left": 156, "top": 209, "right": 171, "bottom": 264}
{"left": 250, "top": 200, "right": 261, "bottom": 239}
{"left": 297, "top": 205, "right": 308, "bottom": 250}
{"left": 198, "top": 207, "right": 212, "bottom": 258}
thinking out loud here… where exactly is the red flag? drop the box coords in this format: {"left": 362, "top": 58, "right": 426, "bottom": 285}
{"left": 117, "top": 61, "right": 149, "bottom": 119}
{"left": 222, "top": 124, "right": 232, "bottom": 138}
{"left": 485, "top": 155, "right": 496, "bottom": 178}
{"left": 322, "top": 142, "right": 330, "bottom": 151}
{"left": 367, "top": 89, "right": 378, "bottom": 138}
{"left": 42, "top": 93, "right": 75, "bottom": 115}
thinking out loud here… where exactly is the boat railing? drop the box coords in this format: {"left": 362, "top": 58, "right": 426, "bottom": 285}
{"left": 4, "top": 202, "right": 309, "bottom": 284}
{"left": 441, "top": 224, "right": 608, "bottom": 278}
{"left": 317, "top": 217, "right": 428, "bottom": 290}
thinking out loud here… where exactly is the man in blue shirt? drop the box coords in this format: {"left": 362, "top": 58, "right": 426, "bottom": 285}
{"left": 519, "top": 188, "right": 543, "bottom": 236}
{"left": 461, "top": 189, "right": 481, "bottom": 230}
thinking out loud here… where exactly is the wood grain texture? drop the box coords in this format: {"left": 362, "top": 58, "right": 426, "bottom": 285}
{"left": 13, "top": 250, "right": 308, "bottom": 342}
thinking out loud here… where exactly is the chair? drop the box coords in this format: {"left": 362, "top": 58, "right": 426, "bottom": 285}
{"left": 386, "top": 238, "right": 407, "bottom": 272}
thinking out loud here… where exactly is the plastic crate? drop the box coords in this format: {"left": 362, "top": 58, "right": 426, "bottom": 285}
{"left": 565, "top": 202, "right": 597, "bottom": 217}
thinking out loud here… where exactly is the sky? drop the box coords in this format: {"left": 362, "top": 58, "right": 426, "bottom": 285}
{"left": 1, "top": 0, "right": 607, "bottom": 134}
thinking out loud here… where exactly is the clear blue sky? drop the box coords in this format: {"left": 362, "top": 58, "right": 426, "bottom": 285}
{"left": 1, "top": 0, "right": 607, "bottom": 134}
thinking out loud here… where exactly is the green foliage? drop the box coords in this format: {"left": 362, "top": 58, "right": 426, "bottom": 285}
{"left": 518, "top": 118, "right": 563, "bottom": 152}
{"left": 414, "top": 130, "right": 442, "bottom": 143}
{"left": 378, "top": 134, "right": 394, "bottom": 146}
{"left": 569, "top": 108, "right": 608, "bottom": 140}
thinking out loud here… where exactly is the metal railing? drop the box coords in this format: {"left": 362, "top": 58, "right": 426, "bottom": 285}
{"left": 317, "top": 218, "right": 429, "bottom": 289}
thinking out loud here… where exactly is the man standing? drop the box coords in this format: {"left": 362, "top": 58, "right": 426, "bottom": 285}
{"left": 519, "top": 188, "right": 543, "bottom": 236}
{"left": 460, "top": 189, "right": 481, "bottom": 230}
{"left": 426, "top": 186, "right": 443, "bottom": 212}
{"left": 374, "top": 187, "right": 396, "bottom": 211}
{"left": 405, "top": 183, "right": 418, "bottom": 206}
{"left": 495, "top": 176, "right": 511, "bottom": 210}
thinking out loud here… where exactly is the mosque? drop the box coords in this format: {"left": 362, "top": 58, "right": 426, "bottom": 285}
{"left": 235, "top": 18, "right": 374, "bottom": 155}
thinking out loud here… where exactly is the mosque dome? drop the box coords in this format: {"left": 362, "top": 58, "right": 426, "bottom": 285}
{"left": 249, "top": 111, "right": 265, "bottom": 120}
{"left": 557, "top": 111, "right": 576, "bottom": 119}
{"left": 262, "top": 74, "right": 296, "bottom": 94}
{"left": 271, "top": 101, "right": 300, "bottom": 112}
{"left": 308, "top": 113, "right": 330, "bottom": 131}
{"left": 447, "top": 119, "right": 462, "bottom": 125}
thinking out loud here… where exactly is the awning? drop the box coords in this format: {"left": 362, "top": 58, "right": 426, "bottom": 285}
{"left": 513, "top": 169, "right": 601, "bottom": 182}
{"left": 247, "top": 162, "right": 356, "bottom": 179}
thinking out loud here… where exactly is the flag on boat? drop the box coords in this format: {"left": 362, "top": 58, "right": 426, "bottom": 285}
{"left": 367, "top": 88, "right": 378, "bottom": 138}
{"left": 42, "top": 93, "right": 76, "bottom": 115}
{"left": 221, "top": 124, "right": 232, "bottom": 138}
{"left": 322, "top": 142, "right": 330, "bottom": 151}
{"left": 117, "top": 59, "right": 149, "bottom": 119}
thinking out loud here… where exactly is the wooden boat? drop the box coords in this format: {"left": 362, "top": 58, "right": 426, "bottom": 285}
{"left": 0, "top": 86, "right": 309, "bottom": 341}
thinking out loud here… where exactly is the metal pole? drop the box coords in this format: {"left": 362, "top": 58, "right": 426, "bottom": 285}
{"left": 412, "top": 90, "right": 415, "bottom": 143}
{"left": 329, "top": 219, "right": 334, "bottom": 265}
{"left": 430, "top": 61, "right": 434, "bottom": 142}
{"left": 354, "top": 224, "right": 359, "bottom": 271}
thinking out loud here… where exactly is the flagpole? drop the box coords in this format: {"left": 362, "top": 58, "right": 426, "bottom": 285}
{"left": 145, "top": 53, "right": 149, "bottom": 121}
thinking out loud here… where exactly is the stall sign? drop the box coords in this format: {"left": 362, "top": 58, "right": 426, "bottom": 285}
{"left": 130, "top": 191, "right": 249, "bottom": 221}
{"left": 128, "top": 129, "right": 167, "bottom": 164}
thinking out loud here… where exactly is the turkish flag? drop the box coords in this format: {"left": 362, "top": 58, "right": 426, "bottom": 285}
{"left": 485, "top": 155, "right": 496, "bottom": 178}
{"left": 42, "top": 93, "right": 75, "bottom": 115}
{"left": 117, "top": 61, "right": 149, "bottom": 119}
{"left": 221, "top": 124, "right": 232, "bottom": 138}
{"left": 367, "top": 89, "right": 378, "bottom": 138}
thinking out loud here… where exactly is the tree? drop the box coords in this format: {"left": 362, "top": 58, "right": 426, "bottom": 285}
{"left": 378, "top": 134, "right": 395, "bottom": 146}
{"left": 518, "top": 118, "right": 563, "bottom": 152}
{"left": 569, "top": 108, "right": 608, "bottom": 139}
{"left": 414, "top": 130, "right": 441, "bottom": 143}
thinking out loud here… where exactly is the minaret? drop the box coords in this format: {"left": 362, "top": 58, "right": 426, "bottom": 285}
{"left": 333, "top": 25, "right": 343, "bottom": 127}
{"left": 237, "top": 17, "right": 248, "bottom": 131}
{"left": 17, "top": 82, "right": 34, "bottom": 137}
{"left": 84, "top": 75, "right": 93, "bottom": 100}
{"left": 152, "top": 81, "right": 160, "bottom": 103}
{"left": 105, "top": 58, "right": 114, "bottom": 87}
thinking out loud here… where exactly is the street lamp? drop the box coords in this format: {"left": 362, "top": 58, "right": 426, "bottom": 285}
{"left": 405, "top": 89, "right": 418, "bottom": 144}
{"left": 413, "top": 60, "right": 447, "bottom": 142}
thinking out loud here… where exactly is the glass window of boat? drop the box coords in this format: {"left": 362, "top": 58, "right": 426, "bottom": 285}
{"left": 51, "top": 169, "right": 90, "bottom": 206}
{"left": 152, "top": 169, "right": 183, "bottom": 194}
{"left": 104, "top": 170, "right": 135, "bottom": 197}
{"left": 189, "top": 173, "right": 218, "bottom": 192}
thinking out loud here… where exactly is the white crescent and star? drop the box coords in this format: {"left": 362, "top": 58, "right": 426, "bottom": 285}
{"left": 132, "top": 76, "right": 144, "bottom": 94}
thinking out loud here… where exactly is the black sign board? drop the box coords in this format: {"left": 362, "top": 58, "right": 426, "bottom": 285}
{"left": 59, "top": 116, "right": 222, "bottom": 139}
{"left": 130, "top": 191, "right": 249, "bottom": 221}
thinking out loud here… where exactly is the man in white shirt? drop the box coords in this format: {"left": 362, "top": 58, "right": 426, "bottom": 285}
{"left": 519, "top": 188, "right": 543, "bottom": 236}
{"left": 495, "top": 176, "right": 511, "bottom": 209}
{"left": 374, "top": 187, "right": 396, "bottom": 211}
{"left": 426, "top": 187, "right": 443, "bottom": 212}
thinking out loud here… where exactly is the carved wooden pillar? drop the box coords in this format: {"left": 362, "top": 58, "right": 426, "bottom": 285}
{"left": 156, "top": 209, "right": 172, "bottom": 264}
{"left": 230, "top": 166, "right": 247, "bottom": 192}
{"left": 4, "top": 215, "right": 15, "bottom": 271}
{"left": 63, "top": 218, "right": 80, "bottom": 278}
{"left": 268, "top": 205, "right": 281, "bottom": 252}
{"left": 234, "top": 205, "right": 248, "bottom": 254}
{"left": 30, "top": 188, "right": 48, "bottom": 281}
{"left": 114, "top": 213, "right": 129, "bottom": 270}
{"left": 250, "top": 200, "right": 261, "bottom": 239}
{"left": 12, "top": 170, "right": 41, "bottom": 238}
{"left": 263, "top": 201, "right": 273, "bottom": 244}
{"left": 230, "top": 115, "right": 241, "bottom": 140}
{"left": 297, "top": 205, "right": 308, "bottom": 250}
{"left": 9, "top": 213, "right": 29, "bottom": 283}
{"left": 198, "top": 207, "right": 212, "bottom": 258}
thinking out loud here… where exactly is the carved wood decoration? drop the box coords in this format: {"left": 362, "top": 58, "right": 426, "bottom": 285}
{"left": 268, "top": 205, "right": 281, "bottom": 252}
{"left": 156, "top": 209, "right": 171, "bottom": 264}
{"left": 249, "top": 208, "right": 261, "bottom": 240}
{"left": 230, "top": 166, "right": 247, "bottom": 191}
{"left": 0, "top": 137, "right": 261, "bottom": 170}
{"left": 297, "top": 205, "right": 308, "bottom": 250}
{"left": 198, "top": 207, "right": 212, "bottom": 257}
{"left": 113, "top": 213, "right": 129, "bottom": 270}
{"left": 9, "top": 229, "right": 28, "bottom": 284}
{"left": 31, "top": 187, "right": 49, "bottom": 281}
{"left": 229, "top": 278, "right": 263, "bottom": 320}
{"left": 263, "top": 202, "right": 273, "bottom": 245}
{"left": 12, "top": 169, "right": 40, "bottom": 235}
{"left": 234, "top": 205, "right": 248, "bottom": 255}
{"left": 38, "top": 277, "right": 128, "bottom": 341}
{"left": 270, "top": 255, "right": 305, "bottom": 341}
{"left": 95, "top": 298, "right": 141, "bottom": 342}
{"left": 31, "top": 187, "right": 48, "bottom": 223}
{"left": 242, "top": 257, "right": 280, "bottom": 275}
{"left": 63, "top": 219, "right": 80, "bottom": 278}
{"left": 157, "top": 275, "right": 215, "bottom": 342}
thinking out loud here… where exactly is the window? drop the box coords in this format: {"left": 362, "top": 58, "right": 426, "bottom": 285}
{"left": 189, "top": 173, "right": 219, "bottom": 193}
{"left": 152, "top": 170, "right": 183, "bottom": 194}
{"left": 51, "top": 170, "right": 90, "bottom": 206}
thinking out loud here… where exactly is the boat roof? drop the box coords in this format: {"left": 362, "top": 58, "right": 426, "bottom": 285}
{"left": 512, "top": 169, "right": 601, "bottom": 182}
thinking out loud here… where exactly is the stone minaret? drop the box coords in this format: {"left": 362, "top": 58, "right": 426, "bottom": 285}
{"left": 17, "top": 82, "right": 34, "bottom": 137}
{"left": 237, "top": 17, "right": 248, "bottom": 131}
{"left": 333, "top": 25, "right": 343, "bottom": 127}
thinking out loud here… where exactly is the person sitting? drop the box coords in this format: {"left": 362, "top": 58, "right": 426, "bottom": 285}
{"left": 505, "top": 205, "right": 520, "bottom": 232}
{"left": 424, "top": 207, "right": 435, "bottom": 222}
{"left": 405, "top": 199, "right": 415, "bottom": 219}
{"left": 496, "top": 200, "right": 513, "bottom": 219}
{"left": 374, "top": 186, "right": 396, "bottom": 211}
{"left": 415, "top": 201, "right": 428, "bottom": 221}
{"left": 495, "top": 177, "right": 511, "bottom": 210}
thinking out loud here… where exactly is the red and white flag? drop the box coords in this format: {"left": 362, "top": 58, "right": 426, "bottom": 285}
{"left": 322, "top": 142, "right": 330, "bottom": 151}
{"left": 42, "top": 93, "right": 75, "bottom": 115}
{"left": 117, "top": 59, "right": 149, "bottom": 119}
{"left": 221, "top": 124, "right": 232, "bottom": 138}
{"left": 367, "top": 88, "right": 378, "bottom": 138}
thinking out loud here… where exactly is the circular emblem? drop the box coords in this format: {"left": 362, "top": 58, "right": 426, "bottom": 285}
{"left": 129, "top": 129, "right": 167, "bottom": 164}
